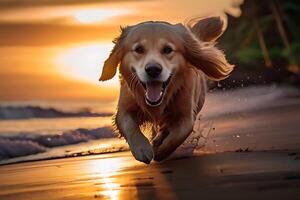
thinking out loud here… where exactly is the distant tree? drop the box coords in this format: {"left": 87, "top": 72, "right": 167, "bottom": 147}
{"left": 250, "top": 0, "right": 272, "bottom": 68}
{"left": 221, "top": 0, "right": 300, "bottom": 73}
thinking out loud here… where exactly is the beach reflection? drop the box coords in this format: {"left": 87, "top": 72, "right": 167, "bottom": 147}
{"left": 88, "top": 158, "right": 124, "bottom": 199}
{"left": 86, "top": 153, "right": 168, "bottom": 200}
{"left": 101, "top": 178, "right": 120, "bottom": 200}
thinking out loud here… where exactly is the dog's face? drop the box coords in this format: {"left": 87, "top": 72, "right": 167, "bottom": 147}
{"left": 121, "top": 23, "right": 186, "bottom": 106}
{"left": 99, "top": 17, "right": 233, "bottom": 107}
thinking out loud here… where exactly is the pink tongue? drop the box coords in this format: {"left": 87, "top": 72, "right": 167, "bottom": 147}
{"left": 146, "top": 82, "right": 163, "bottom": 102}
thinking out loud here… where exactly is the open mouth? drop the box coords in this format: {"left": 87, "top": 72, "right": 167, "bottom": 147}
{"left": 141, "top": 76, "right": 172, "bottom": 107}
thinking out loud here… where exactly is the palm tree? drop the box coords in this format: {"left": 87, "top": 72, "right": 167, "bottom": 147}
{"left": 269, "top": 0, "right": 299, "bottom": 73}
{"left": 221, "top": 0, "right": 300, "bottom": 74}
{"left": 250, "top": 0, "right": 272, "bottom": 68}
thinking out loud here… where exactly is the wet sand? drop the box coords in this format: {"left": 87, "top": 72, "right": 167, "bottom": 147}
{"left": 0, "top": 150, "right": 299, "bottom": 200}
{"left": 0, "top": 93, "right": 300, "bottom": 199}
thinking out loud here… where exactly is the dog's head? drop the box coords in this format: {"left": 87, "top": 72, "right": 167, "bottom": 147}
{"left": 99, "top": 17, "right": 234, "bottom": 107}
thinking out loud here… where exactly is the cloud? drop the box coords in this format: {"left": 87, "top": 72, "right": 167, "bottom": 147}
{"left": 0, "top": 23, "right": 117, "bottom": 46}
{"left": 0, "top": 0, "right": 243, "bottom": 46}
{"left": 0, "top": 0, "right": 125, "bottom": 9}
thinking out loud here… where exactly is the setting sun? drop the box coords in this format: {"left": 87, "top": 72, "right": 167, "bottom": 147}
{"left": 55, "top": 43, "right": 119, "bottom": 87}
{"left": 74, "top": 9, "right": 129, "bottom": 24}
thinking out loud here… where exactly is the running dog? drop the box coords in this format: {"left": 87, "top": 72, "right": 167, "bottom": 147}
{"left": 99, "top": 16, "right": 234, "bottom": 164}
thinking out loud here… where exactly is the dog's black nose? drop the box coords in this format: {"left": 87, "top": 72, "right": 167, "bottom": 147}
{"left": 145, "top": 63, "right": 162, "bottom": 78}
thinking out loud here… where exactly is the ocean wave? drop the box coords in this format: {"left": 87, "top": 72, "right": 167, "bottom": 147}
{"left": 0, "top": 106, "right": 112, "bottom": 120}
{"left": 0, "top": 126, "right": 115, "bottom": 160}
{"left": 0, "top": 139, "right": 47, "bottom": 160}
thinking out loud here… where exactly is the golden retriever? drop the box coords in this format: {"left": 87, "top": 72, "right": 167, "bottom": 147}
{"left": 99, "top": 16, "right": 234, "bottom": 164}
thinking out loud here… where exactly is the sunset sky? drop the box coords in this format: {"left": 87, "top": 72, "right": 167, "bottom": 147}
{"left": 0, "top": 0, "right": 243, "bottom": 101}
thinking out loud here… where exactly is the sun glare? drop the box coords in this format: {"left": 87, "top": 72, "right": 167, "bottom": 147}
{"left": 55, "top": 43, "right": 119, "bottom": 87}
{"left": 88, "top": 158, "right": 124, "bottom": 200}
{"left": 74, "top": 9, "right": 129, "bottom": 24}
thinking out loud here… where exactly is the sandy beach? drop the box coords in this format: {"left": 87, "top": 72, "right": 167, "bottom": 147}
{"left": 0, "top": 150, "right": 300, "bottom": 200}
{"left": 0, "top": 0, "right": 299, "bottom": 199}
{"left": 0, "top": 88, "right": 300, "bottom": 200}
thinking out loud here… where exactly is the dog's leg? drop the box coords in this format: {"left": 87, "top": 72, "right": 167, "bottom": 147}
{"left": 115, "top": 109, "right": 153, "bottom": 164}
{"left": 153, "top": 117, "right": 194, "bottom": 161}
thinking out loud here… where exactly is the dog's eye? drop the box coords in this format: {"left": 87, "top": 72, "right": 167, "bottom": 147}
{"left": 134, "top": 45, "right": 144, "bottom": 54}
{"left": 162, "top": 46, "right": 173, "bottom": 55}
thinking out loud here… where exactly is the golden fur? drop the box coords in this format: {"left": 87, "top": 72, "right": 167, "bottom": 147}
{"left": 99, "top": 17, "right": 234, "bottom": 163}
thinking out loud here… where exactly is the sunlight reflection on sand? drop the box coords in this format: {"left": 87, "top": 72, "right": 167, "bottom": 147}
{"left": 88, "top": 157, "right": 135, "bottom": 199}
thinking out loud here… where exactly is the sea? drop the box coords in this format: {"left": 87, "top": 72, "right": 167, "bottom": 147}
{"left": 0, "top": 85, "right": 299, "bottom": 165}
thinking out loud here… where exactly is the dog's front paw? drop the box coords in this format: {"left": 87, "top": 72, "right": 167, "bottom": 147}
{"left": 128, "top": 134, "right": 153, "bottom": 164}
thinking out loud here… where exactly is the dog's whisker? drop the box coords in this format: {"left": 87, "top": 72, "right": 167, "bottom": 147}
{"left": 129, "top": 74, "right": 136, "bottom": 91}
{"left": 133, "top": 75, "right": 139, "bottom": 93}
{"left": 130, "top": 76, "right": 134, "bottom": 90}
{"left": 133, "top": 74, "right": 139, "bottom": 91}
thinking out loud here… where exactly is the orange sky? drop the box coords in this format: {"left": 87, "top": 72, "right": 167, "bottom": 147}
{"left": 0, "top": 0, "right": 243, "bottom": 101}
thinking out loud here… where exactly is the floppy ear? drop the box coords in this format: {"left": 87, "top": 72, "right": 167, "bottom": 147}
{"left": 189, "top": 16, "right": 225, "bottom": 42}
{"left": 99, "top": 26, "right": 131, "bottom": 81}
{"left": 178, "top": 23, "right": 234, "bottom": 81}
